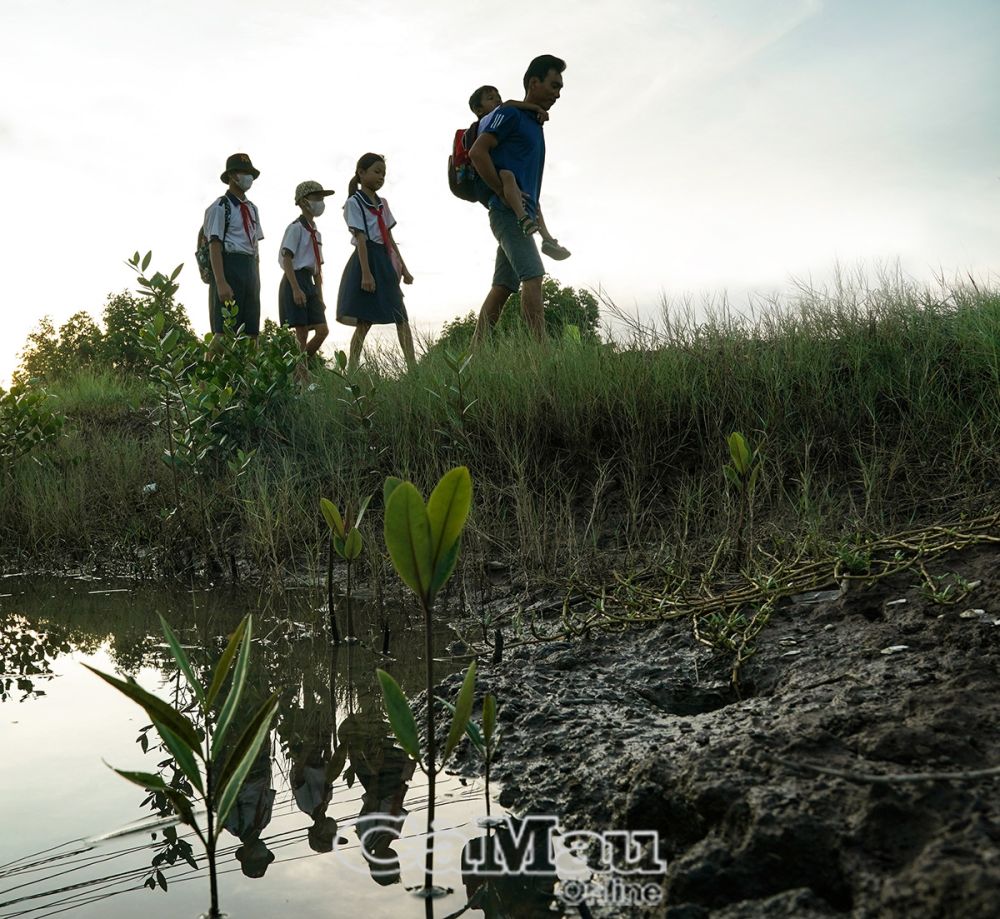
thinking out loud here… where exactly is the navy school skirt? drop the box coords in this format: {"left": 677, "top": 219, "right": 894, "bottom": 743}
{"left": 336, "top": 242, "right": 407, "bottom": 327}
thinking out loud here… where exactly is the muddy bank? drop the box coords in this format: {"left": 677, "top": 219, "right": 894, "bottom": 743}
{"left": 440, "top": 545, "right": 1000, "bottom": 917}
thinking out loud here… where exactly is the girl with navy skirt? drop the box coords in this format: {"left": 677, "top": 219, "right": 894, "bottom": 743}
{"left": 336, "top": 153, "right": 416, "bottom": 371}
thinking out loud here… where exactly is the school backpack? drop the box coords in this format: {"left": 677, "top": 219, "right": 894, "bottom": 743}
{"left": 195, "top": 196, "right": 232, "bottom": 283}
{"left": 448, "top": 120, "right": 489, "bottom": 203}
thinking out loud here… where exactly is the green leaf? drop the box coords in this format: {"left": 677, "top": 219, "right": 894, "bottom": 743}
{"left": 443, "top": 661, "right": 477, "bottom": 761}
{"left": 437, "top": 696, "right": 485, "bottom": 752}
{"left": 728, "top": 432, "right": 751, "bottom": 474}
{"left": 429, "top": 536, "right": 462, "bottom": 598}
{"left": 723, "top": 466, "right": 740, "bottom": 488}
{"left": 205, "top": 617, "right": 247, "bottom": 708}
{"left": 383, "top": 483, "right": 432, "bottom": 601}
{"left": 214, "top": 695, "right": 280, "bottom": 834}
{"left": 152, "top": 718, "right": 204, "bottom": 795}
{"left": 353, "top": 493, "right": 372, "bottom": 530}
{"left": 170, "top": 263, "right": 183, "bottom": 281}
{"left": 211, "top": 615, "right": 253, "bottom": 756}
{"left": 320, "top": 498, "right": 346, "bottom": 539}
{"left": 383, "top": 476, "right": 403, "bottom": 506}
{"left": 749, "top": 464, "right": 761, "bottom": 493}
{"left": 483, "top": 694, "right": 497, "bottom": 746}
{"left": 376, "top": 669, "right": 421, "bottom": 760}
{"left": 85, "top": 665, "right": 200, "bottom": 751}
{"left": 111, "top": 767, "right": 197, "bottom": 827}
{"left": 158, "top": 615, "right": 206, "bottom": 708}
{"left": 141, "top": 251, "right": 152, "bottom": 271}
{"left": 426, "top": 467, "right": 472, "bottom": 582}
{"left": 344, "top": 528, "right": 363, "bottom": 561}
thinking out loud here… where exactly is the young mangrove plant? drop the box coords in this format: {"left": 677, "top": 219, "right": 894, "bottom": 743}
{"left": 439, "top": 690, "right": 499, "bottom": 820}
{"left": 376, "top": 465, "right": 475, "bottom": 896}
{"left": 320, "top": 495, "right": 371, "bottom": 644}
{"left": 723, "top": 431, "right": 762, "bottom": 561}
{"left": 85, "top": 614, "right": 279, "bottom": 919}
{"left": 429, "top": 348, "right": 476, "bottom": 455}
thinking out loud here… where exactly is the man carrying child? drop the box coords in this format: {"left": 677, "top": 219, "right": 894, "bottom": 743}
{"left": 469, "top": 54, "right": 566, "bottom": 345}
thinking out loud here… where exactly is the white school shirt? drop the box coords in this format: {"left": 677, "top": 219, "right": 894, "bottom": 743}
{"left": 344, "top": 192, "right": 396, "bottom": 247}
{"left": 278, "top": 217, "right": 323, "bottom": 271}
{"left": 203, "top": 193, "right": 264, "bottom": 255}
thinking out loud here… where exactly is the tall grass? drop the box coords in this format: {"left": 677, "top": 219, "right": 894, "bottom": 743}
{"left": 3, "top": 276, "right": 999, "bottom": 584}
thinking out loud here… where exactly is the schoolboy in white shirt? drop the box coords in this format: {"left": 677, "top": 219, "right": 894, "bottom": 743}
{"left": 279, "top": 180, "right": 335, "bottom": 360}
{"left": 204, "top": 153, "right": 265, "bottom": 338}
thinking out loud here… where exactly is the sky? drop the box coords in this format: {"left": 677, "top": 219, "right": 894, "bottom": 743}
{"left": 1, "top": 0, "right": 998, "bottom": 383}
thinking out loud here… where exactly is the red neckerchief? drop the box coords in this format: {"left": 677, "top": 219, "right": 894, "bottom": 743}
{"left": 299, "top": 215, "right": 322, "bottom": 282}
{"left": 359, "top": 193, "right": 401, "bottom": 278}
{"left": 228, "top": 192, "right": 257, "bottom": 252}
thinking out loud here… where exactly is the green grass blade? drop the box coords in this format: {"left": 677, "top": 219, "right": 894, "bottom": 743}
{"left": 376, "top": 669, "right": 421, "bottom": 761}
{"left": 158, "top": 615, "right": 206, "bottom": 708}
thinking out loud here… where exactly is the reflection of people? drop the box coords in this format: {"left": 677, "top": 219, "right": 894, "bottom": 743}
{"left": 470, "top": 55, "right": 566, "bottom": 345}
{"left": 279, "top": 656, "right": 340, "bottom": 853}
{"left": 461, "top": 819, "right": 560, "bottom": 917}
{"left": 339, "top": 712, "right": 416, "bottom": 885}
{"left": 222, "top": 741, "right": 277, "bottom": 877}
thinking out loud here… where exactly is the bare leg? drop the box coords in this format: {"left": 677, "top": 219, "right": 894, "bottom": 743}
{"left": 348, "top": 322, "right": 371, "bottom": 373}
{"left": 473, "top": 285, "right": 513, "bottom": 348}
{"left": 520, "top": 276, "right": 544, "bottom": 341}
{"left": 306, "top": 324, "right": 328, "bottom": 358}
{"left": 396, "top": 322, "right": 416, "bottom": 370}
{"left": 499, "top": 170, "right": 527, "bottom": 222}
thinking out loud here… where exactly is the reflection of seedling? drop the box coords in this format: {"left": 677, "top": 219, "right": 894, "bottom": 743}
{"left": 723, "top": 431, "right": 762, "bottom": 560}
{"left": 376, "top": 466, "right": 475, "bottom": 896}
{"left": 87, "top": 615, "right": 278, "bottom": 919}
{"left": 320, "top": 495, "right": 370, "bottom": 644}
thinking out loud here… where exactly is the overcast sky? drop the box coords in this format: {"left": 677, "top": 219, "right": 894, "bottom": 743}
{"left": 1, "top": 0, "right": 997, "bottom": 383}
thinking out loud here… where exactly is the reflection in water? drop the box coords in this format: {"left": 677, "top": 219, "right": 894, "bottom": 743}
{"left": 0, "top": 580, "right": 522, "bottom": 918}
{"left": 0, "top": 615, "right": 70, "bottom": 703}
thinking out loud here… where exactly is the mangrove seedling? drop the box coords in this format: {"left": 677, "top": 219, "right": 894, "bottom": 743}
{"left": 377, "top": 465, "right": 474, "bottom": 895}
{"left": 86, "top": 614, "right": 279, "bottom": 919}
{"left": 321, "top": 495, "right": 370, "bottom": 644}
{"left": 723, "top": 431, "right": 762, "bottom": 560}
{"left": 439, "top": 690, "right": 499, "bottom": 820}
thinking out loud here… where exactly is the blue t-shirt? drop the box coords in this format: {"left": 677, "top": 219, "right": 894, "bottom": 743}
{"left": 484, "top": 106, "right": 545, "bottom": 218}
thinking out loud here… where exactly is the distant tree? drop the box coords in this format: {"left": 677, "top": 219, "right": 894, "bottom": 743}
{"left": 14, "top": 291, "right": 194, "bottom": 383}
{"left": 429, "top": 276, "right": 601, "bottom": 355}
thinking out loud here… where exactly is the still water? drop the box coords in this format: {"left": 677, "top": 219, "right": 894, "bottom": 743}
{"left": 0, "top": 578, "right": 564, "bottom": 918}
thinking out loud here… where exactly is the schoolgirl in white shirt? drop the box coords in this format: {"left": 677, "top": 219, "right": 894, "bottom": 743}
{"left": 335, "top": 153, "right": 415, "bottom": 372}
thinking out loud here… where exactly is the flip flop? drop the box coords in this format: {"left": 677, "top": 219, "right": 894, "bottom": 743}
{"left": 518, "top": 215, "right": 539, "bottom": 236}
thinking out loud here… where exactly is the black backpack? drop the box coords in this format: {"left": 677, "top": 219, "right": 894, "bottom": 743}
{"left": 195, "top": 197, "right": 231, "bottom": 284}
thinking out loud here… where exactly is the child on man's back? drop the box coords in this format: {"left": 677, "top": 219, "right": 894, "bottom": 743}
{"left": 467, "top": 84, "right": 570, "bottom": 260}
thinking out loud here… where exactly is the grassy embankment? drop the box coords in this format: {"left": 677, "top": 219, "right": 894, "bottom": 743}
{"left": 3, "top": 278, "right": 999, "bottom": 609}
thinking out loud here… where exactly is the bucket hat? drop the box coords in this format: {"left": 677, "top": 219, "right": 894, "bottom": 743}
{"left": 221, "top": 152, "right": 261, "bottom": 183}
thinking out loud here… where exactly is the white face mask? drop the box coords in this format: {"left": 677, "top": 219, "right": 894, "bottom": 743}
{"left": 234, "top": 173, "right": 254, "bottom": 191}
{"left": 308, "top": 199, "right": 326, "bottom": 217}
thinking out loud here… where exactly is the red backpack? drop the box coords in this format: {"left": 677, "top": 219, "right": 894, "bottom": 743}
{"left": 447, "top": 121, "right": 483, "bottom": 203}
